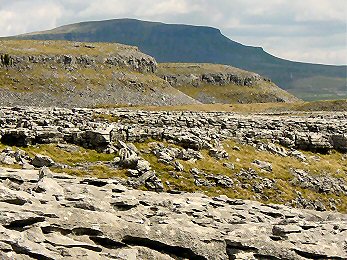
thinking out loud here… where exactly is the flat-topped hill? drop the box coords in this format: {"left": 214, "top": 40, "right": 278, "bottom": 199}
{"left": 12, "top": 18, "right": 346, "bottom": 101}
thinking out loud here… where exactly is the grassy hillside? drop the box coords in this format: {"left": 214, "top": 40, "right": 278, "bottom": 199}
{"left": 157, "top": 63, "right": 299, "bottom": 103}
{"left": 0, "top": 40, "right": 299, "bottom": 107}
{"left": 12, "top": 18, "right": 347, "bottom": 101}
{"left": 131, "top": 99, "right": 347, "bottom": 113}
{"left": 289, "top": 76, "right": 347, "bottom": 101}
{"left": 0, "top": 40, "right": 199, "bottom": 107}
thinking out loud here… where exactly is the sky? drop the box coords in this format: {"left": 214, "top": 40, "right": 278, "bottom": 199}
{"left": 0, "top": 0, "right": 346, "bottom": 65}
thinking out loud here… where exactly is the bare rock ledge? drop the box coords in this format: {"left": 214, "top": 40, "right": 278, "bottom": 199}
{"left": 0, "top": 167, "right": 346, "bottom": 260}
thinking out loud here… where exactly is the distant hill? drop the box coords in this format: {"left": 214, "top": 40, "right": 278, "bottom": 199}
{"left": 12, "top": 19, "right": 347, "bottom": 101}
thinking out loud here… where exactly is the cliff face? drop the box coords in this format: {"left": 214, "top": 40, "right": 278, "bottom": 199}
{"left": 1, "top": 40, "right": 157, "bottom": 72}
{"left": 0, "top": 40, "right": 199, "bottom": 107}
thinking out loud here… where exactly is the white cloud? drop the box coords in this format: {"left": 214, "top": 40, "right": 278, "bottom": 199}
{"left": 0, "top": 0, "right": 345, "bottom": 65}
{"left": 293, "top": 0, "right": 347, "bottom": 22}
{"left": 138, "top": 0, "right": 194, "bottom": 16}
{"left": 75, "top": 0, "right": 129, "bottom": 19}
{"left": 233, "top": 33, "right": 347, "bottom": 65}
{"left": 0, "top": 0, "right": 62, "bottom": 35}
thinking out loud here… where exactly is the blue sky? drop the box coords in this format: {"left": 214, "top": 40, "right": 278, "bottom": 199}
{"left": 0, "top": 0, "right": 346, "bottom": 65}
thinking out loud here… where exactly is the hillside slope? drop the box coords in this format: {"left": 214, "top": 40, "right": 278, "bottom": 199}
{"left": 13, "top": 18, "right": 347, "bottom": 101}
{"left": 0, "top": 40, "right": 298, "bottom": 107}
{"left": 0, "top": 40, "right": 199, "bottom": 107}
{"left": 158, "top": 63, "right": 299, "bottom": 103}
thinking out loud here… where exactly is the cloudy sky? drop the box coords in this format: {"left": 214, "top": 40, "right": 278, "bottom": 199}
{"left": 0, "top": 0, "right": 346, "bottom": 65}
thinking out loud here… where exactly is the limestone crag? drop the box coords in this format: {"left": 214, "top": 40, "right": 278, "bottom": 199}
{"left": 0, "top": 167, "right": 346, "bottom": 260}
{"left": 8, "top": 48, "right": 157, "bottom": 74}
{"left": 161, "top": 71, "right": 262, "bottom": 87}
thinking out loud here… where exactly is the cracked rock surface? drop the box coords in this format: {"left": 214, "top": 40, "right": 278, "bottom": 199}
{"left": 0, "top": 107, "right": 346, "bottom": 153}
{"left": 0, "top": 167, "right": 346, "bottom": 260}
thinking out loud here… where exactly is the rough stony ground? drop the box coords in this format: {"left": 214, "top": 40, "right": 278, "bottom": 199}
{"left": 1, "top": 106, "right": 345, "bottom": 152}
{"left": 0, "top": 106, "right": 346, "bottom": 211}
{"left": 0, "top": 106, "right": 346, "bottom": 259}
{"left": 1, "top": 166, "right": 346, "bottom": 260}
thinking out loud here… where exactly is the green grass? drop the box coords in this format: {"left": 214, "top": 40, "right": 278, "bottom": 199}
{"left": 53, "top": 165, "right": 128, "bottom": 179}
{"left": 134, "top": 139, "right": 347, "bottom": 212}
{"left": 131, "top": 99, "right": 347, "bottom": 113}
{"left": 92, "top": 113, "right": 119, "bottom": 123}
{"left": 174, "top": 82, "right": 283, "bottom": 104}
{"left": 293, "top": 99, "right": 347, "bottom": 111}
{"left": 22, "top": 144, "right": 115, "bottom": 166}
{"left": 1, "top": 139, "right": 346, "bottom": 212}
{"left": 0, "top": 40, "right": 137, "bottom": 56}
{"left": 0, "top": 142, "right": 127, "bottom": 179}
{"left": 288, "top": 76, "right": 347, "bottom": 101}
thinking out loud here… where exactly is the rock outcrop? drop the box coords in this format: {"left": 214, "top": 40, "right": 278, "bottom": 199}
{"left": 7, "top": 48, "right": 157, "bottom": 74}
{"left": 0, "top": 167, "right": 346, "bottom": 260}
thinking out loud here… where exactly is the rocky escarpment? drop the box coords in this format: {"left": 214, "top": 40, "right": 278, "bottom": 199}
{"left": 0, "top": 166, "right": 346, "bottom": 260}
{"left": 161, "top": 66, "right": 262, "bottom": 87}
{"left": 0, "top": 40, "right": 199, "bottom": 107}
{"left": 157, "top": 63, "right": 300, "bottom": 104}
{"left": 3, "top": 46, "right": 157, "bottom": 74}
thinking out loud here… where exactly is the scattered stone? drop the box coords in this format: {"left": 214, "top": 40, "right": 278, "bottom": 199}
{"left": 291, "top": 169, "right": 347, "bottom": 195}
{"left": 252, "top": 160, "right": 272, "bottom": 172}
{"left": 223, "top": 162, "right": 235, "bottom": 170}
{"left": 135, "top": 159, "right": 151, "bottom": 172}
{"left": 31, "top": 154, "right": 55, "bottom": 167}
{"left": 173, "top": 161, "right": 184, "bottom": 172}
{"left": 288, "top": 149, "right": 307, "bottom": 161}
{"left": 118, "top": 148, "right": 139, "bottom": 168}
{"left": 232, "top": 146, "right": 241, "bottom": 151}
{"left": 0, "top": 107, "right": 346, "bottom": 154}
{"left": 38, "top": 166, "right": 53, "bottom": 180}
{"left": 209, "top": 147, "right": 229, "bottom": 160}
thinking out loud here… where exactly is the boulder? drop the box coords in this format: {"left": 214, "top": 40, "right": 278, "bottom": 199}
{"left": 31, "top": 154, "right": 55, "bottom": 167}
